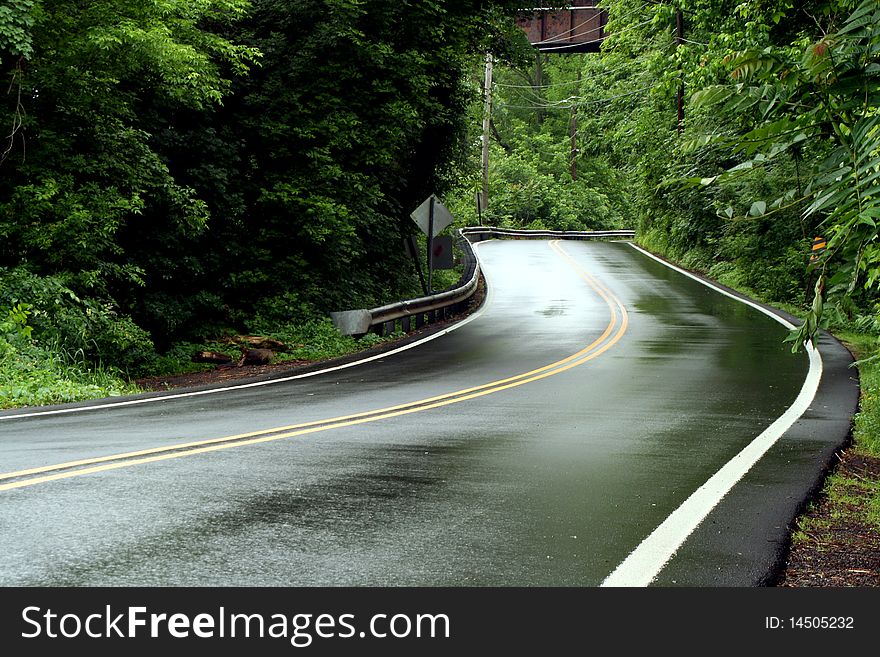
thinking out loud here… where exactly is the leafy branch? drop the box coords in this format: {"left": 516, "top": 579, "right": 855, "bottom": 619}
{"left": 689, "top": 0, "right": 880, "bottom": 350}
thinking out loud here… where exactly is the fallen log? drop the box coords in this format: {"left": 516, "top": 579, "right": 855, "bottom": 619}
{"left": 192, "top": 351, "right": 234, "bottom": 365}
{"left": 221, "top": 335, "right": 287, "bottom": 351}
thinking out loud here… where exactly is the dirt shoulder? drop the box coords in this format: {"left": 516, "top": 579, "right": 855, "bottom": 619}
{"left": 135, "top": 358, "right": 316, "bottom": 391}
{"left": 777, "top": 450, "right": 880, "bottom": 586}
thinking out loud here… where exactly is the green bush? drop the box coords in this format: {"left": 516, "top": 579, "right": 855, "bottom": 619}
{"left": 0, "top": 343, "right": 139, "bottom": 408}
{"left": 0, "top": 302, "right": 140, "bottom": 409}
{"left": 479, "top": 150, "right": 624, "bottom": 231}
{"left": 0, "top": 267, "right": 155, "bottom": 374}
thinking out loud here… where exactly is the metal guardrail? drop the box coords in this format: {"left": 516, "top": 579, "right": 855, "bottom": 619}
{"left": 331, "top": 229, "right": 479, "bottom": 336}
{"left": 331, "top": 226, "right": 636, "bottom": 336}
{"left": 462, "top": 227, "right": 635, "bottom": 241}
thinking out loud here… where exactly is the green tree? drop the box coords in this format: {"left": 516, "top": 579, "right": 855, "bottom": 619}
{"left": 3, "top": 1, "right": 527, "bottom": 368}
{"left": 0, "top": 1, "right": 258, "bottom": 363}
{"left": 128, "top": 0, "right": 528, "bottom": 341}
{"left": 688, "top": 0, "right": 879, "bottom": 346}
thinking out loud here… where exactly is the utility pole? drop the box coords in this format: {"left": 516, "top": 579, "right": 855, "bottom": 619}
{"left": 426, "top": 195, "right": 435, "bottom": 294}
{"left": 481, "top": 53, "right": 494, "bottom": 215}
{"left": 676, "top": 9, "right": 684, "bottom": 134}
{"left": 534, "top": 52, "right": 545, "bottom": 127}
{"left": 570, "top": 69, "right": 581, "bottom": 181}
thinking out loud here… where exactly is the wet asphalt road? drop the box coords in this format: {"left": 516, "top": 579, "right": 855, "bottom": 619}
{"left": 0, "top": 240, "right": 851, "bottom": 586}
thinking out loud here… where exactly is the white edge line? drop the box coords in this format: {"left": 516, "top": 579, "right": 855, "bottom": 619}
{"left": 0, "top": 244, "right": 495, "bottom": 422}
{"left": 628, "top": 243, "right": 797, "bottom": 330}
{"left": 601, "top": 243, "right": 824, "bottom": 587}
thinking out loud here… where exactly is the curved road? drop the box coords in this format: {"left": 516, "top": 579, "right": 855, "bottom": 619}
{"left": 0, "top": 240, "right": 857, "bottom": 586}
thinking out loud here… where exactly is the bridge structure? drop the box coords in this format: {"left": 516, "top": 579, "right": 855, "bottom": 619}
{"left": 517, "top": 1, "right": 608, "bottom": 53}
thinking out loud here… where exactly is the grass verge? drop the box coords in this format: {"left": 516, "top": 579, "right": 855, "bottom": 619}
{"left": 782, "top": 333, "right": 880, "bottom": 584}
{"left": 0, "top": 341, "right": 141, "bottom": 409}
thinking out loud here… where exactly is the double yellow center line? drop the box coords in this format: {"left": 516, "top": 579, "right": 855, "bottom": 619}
{"left": 0, "top": 241, "right": 628, "bottom": 492}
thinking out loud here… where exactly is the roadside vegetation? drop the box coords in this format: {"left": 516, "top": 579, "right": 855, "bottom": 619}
{"left": 0, "top": 0, "right": 524, "bottom": 406}
{"left": 1, "top": 302, "right": 140, "bottom": 407}
{"left": 783, "top": 331, "right": 880, "bottom": 585}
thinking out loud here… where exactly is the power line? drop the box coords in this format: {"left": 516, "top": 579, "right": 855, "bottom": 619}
{"left": 498, "top": 84, "right": 654, "bottom": 111}
{"left": 495, "top": 59, "right": 642, "bottom": 91}
{"left": 572, "top": 85, "right": 656, "bottom": 108}
{"left": 496, "top": 69, "right": 653, "bottom": 111}
{"left": 500, "top": 78, "right": 647, "bottom": 109}
{"left": 495, "top": 78, "right": 585, "bottom": 90}
{"left": 498, "top": 81, "right": 577, "bottom": 106}
{"left": 678, "top": 36, "right": 710, "bottom": 47}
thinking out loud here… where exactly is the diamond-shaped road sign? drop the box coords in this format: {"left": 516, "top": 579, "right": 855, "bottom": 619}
{"left": 410, "top": 195, "right": 454, "bottom": 237}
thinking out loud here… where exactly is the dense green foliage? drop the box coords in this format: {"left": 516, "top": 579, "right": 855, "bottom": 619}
{"left": 447, "top": 52, "right": 632, "bottom": 230}
{"left": 140, "top": 0, "right": 521, "bottom": 338}
{"left": 583, "top": 0, "right": 823, "bottom": 311}
{"left": 592, "top": 0, "right": 879, "bottom": 346}
{"left": 0, "top": 0, "right": 523, "bottom": 404}
{"left": 684, "top": 0, "right": 880, "bottom": 347}
{"left": 1, "top": 0, "right": 259, "bottom": 381}
{"left": 463, "top": 0, "right": 877, "bottom": 349}
{"left": 1, "top": 301, "right": 139, "bottom": 407}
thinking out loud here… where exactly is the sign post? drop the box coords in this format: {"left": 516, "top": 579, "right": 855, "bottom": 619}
{"left": 410, "top": 195, "right": 454, "bottom": 295}
{"left": 427, "top": 195, "right": 435, "bottom": 293}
